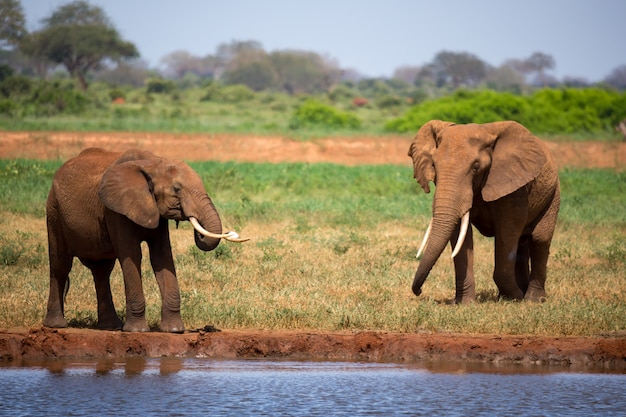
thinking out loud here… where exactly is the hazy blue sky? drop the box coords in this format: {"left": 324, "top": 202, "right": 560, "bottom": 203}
{"left": 21, "top": 0, "right": 625, "bottom": 82}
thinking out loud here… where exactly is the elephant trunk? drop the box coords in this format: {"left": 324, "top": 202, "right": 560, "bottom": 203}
{"left": 190, "top": 195, "right": 223, "bottom": 252}
{"left": 412, "top": 202, "right": 464, "bottom": 296}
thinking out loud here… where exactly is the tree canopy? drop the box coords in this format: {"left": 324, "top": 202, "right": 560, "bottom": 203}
{"left": 21, "top": 0, "right": 138, "bottom": 90}
{"left": 0, "top": 0, "right": 26, "bottom": 49}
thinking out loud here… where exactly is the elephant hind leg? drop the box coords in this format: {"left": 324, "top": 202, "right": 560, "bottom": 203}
{"left": 515, "top": 237, "right": 530, "bottom": 294}
{"left": 83, "top": 258, "right": 123, "bottom": 330}
{"left": 44, "top": 252, "right": 72, "bottom": 328}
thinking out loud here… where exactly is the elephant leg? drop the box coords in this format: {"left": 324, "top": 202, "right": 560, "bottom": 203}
{"left": 107, "top": 214, "right": 150, "bottom": 332}
{"left": 515, "top": 237, "right": 530, "bottom": 294}
{"left": 82, "top": 258, "right": 123, "bottom": 330}
{"left": 492, "top": 193, "right": 526, "bottom": 301}
{"left": 525, "top": 193, "right": 559, "bottom": 302}
{"left": 148, "top": 222, "right": 184, "bottom": 333}
{"left": 118, "top": 252, "right": 150, "bottom": 332}
{"left": 44, "top": 252, "right": 72, "bottom": 328}
{"left": 525, "top": 239, "right": 550, "bottom": 302}
{"left": 450, "top": 225, "right": 475, "bottom": 303}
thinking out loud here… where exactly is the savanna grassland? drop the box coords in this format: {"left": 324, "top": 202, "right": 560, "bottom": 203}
{"left": 0, "top": 81, "right": 625, "bottom": 354}
{"left": 0, "top": 137, "right": 624, "bottom": 338}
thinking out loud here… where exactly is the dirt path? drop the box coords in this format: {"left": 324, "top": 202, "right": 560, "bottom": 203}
{"left": 1, "top": 131, "right": 625, "bottom": 169}
{"left": 1, "top": 131, "right": 624, "bottom": 369}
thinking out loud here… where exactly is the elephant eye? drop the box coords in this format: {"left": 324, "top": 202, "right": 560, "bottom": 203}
{"left": 172, "top": 184, "right": 182, "bottom": 194}
{"left": 471, "top": 160, "right": 480, "bottom": 173}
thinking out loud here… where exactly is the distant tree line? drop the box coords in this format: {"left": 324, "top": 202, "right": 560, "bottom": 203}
{"left": 1, "top": 0, "right": 625, "bottom": 96}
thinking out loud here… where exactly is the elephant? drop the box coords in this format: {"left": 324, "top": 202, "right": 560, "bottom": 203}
{"left": 44, "top": 147, "right": 248, "bottom": 333}
{"left": 407, "top": 120, "right": 560, "bottom": 303}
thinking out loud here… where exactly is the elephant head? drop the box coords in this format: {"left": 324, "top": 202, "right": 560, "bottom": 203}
{"left": 408, "top": 120, "right": 548, "bottom": 297}
{"left": 98, "top": 150, "right": 247, "bottom": 251}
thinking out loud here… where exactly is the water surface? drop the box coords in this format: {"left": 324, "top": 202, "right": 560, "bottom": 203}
{"left": 1, "top": 359, "right": 624, "bottom": 416}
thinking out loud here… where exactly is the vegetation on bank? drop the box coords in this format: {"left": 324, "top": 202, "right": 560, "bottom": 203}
{"left": 0, "top": 160, "right": 624, "bottom": 336}
{"left": 0, "top": 75, "right": 625, "bottom": 140}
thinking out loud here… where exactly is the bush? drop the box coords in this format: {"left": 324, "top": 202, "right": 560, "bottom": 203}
{"left": 328, "top": 84, "right": 358, "bottom": 102}
{"left": 289, "top": 99, "right": 362, "bottom": 129}
{"left": 109, "top": 87, "right": 126, "bottom": 101}
{"left": 220, "top": 84, "right": 255, "bottom": 102}
{"left": 376, "top": 95, "right": 404, "bottom": 109}
{"left": 200, "top": 83, "right": 255, "bottom": 103}
{"left": 385, "top": 88, "right": 626, "bottom": 134}
{"left": 145, "top": 77, "right": 176, "bottom": 94}
{"left": 0, "top": 64, "right": 14, "bottom": 82}
{"left": 0, "top": 75, "right": 32, "bottom": 97}
{"left": 0, "top": 98, "right": 16, "bottom": 115}
{"left": 27, "top": 81, "right": 90, "bottom": 116}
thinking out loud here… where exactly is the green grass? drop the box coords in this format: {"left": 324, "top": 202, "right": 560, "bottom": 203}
{"left": 0, "top": 160, "right": 624, "bottom": 336}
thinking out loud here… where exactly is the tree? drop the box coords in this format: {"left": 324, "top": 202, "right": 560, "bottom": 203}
{"left": 0, "top": 0, "right": 26, "bottom": 49}
{"left": 604, "top": 64, "right": 626, "bottom": 90}
{"left": 392, "top": 65, "right": 421, "bottom": 85}
{"left": 485, "top": 64, "right": 526, "bottom": 93}
{"left": 160, "top": 50, "right": 213, "bottom": 79}
{"left": 222, "top": 59, "right": 277, "bottom": 91}
{"left": 21, "top": 1, "right": 138, "bottom": 90}
{"left": 428, "top": 51, "right": 487, "bottom": 88}
{"left": 523, "top": 52, "right": 555, "bottom": 87}
{"left": 269, "top": 50, "right": 340, "bottom": 94}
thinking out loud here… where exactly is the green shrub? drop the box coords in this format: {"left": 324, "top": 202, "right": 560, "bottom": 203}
{"left": 289, "top": 99, "right": 361, "bottom": 129}
{"left": 0, "top": 98, "right": 16, "bottom": 115}
{"left": 109, "top": 87, "right": 126, "bottom": 101}
{"left": 219, "top": 84, "right": 255, "bottom": 102}
{"left": 27, "top": 81, "right": 90, "bottom": 116}
{"left": 145, "top": 77, "right": 176, "bottom": 94}
{"left": 0, "top": 64, "right": 14, "bottom": 82}
{"left": 385, "top": 88, "right": 626, "bottom": 135}
{"left": 328, "top": 84, "right": 358, "bottom": 102}
{"left": 0, "top": 75, "right": 33, "bottom": 97}
{"left": 376, "top": 95, "right": 404, "bottom": 109}
{"left": 199, "top": 83, "right": 255, "bottom": 103}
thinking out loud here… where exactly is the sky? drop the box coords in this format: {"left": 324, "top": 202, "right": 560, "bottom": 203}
{"left": 20, "top": 0, "right": 626, "bottom": 82}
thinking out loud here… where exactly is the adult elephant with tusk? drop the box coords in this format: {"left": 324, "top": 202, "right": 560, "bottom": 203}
{"left": 408, "top": 120, "right": 560, "bottom": 303}
{"left": 44, "top": 148, "right": 249, "bottom": 333}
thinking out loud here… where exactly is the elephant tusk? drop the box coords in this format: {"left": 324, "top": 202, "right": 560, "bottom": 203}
{"left": 189, "top": 217, "right": 250, "bottom": 243}
{"left": 451, "top": 211, "right": 470, "bottom": 258}
{"left": 416, "top": 219, "right": 432, "bottom": 259}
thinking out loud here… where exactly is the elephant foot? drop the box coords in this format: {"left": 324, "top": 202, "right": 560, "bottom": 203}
{"left": 524, "top": 289, "right": 547, "bottom": 303}
{"left": 97, "top": 315, "right": 124, "bottom": 331}
{"left": 123, "top": 318, "right": 151, "bottom": 332}
{"left": 160, "top": 316, "right": 185, "bottom": 333}
{"left": 43, "top": 314, "right": 68, "bottom": 328}
{"left": 497, "top": 291, "right": 524, "bottom": 302}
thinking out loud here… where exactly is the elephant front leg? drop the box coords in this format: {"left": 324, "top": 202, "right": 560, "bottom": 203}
{"left": 148, "top": 225, "right": 184, "bottom": 333}
{"left": 119, "top": 255, "right": 151, "bottom": 332}
{"left": 451, "top": 225, "right": 475, "bottom": 303}
{"left": 493, "top": 236, "right": 525, "bottom": 301}
{"left": 524, "top": 240, "right": 550, "bottom": 302}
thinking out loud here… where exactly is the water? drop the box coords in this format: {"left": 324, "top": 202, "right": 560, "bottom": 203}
{"left": 1, "top": 358, "right": 625, "bottom": 416}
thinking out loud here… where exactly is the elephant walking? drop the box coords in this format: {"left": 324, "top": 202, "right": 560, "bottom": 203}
{"left": 408, "top": 120, "right": 560, "bottom": 303}
{"left": 44, "top": 148, "right": 247, "bottom": 332}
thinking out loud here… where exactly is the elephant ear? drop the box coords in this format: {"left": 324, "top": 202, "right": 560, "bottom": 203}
{"left": 407, "top": 120, "right": 455, "bottom": 193}
{"left": 98, "top": 160, "right": 160, "bottom": 229}
{"left": 481, "top": 121, "right": 547, "bottom": 202}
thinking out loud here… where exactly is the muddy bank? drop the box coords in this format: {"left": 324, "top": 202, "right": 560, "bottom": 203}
{"left": 1, "top": 327, "right": 624, "bottom": 372}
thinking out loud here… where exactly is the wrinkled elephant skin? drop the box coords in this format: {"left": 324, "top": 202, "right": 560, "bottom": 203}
{"left": 408, "top": 120, "right": 560, "bottom": 303}
{"left": 44, "top": 148, "right": 224, "bottom": 332}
